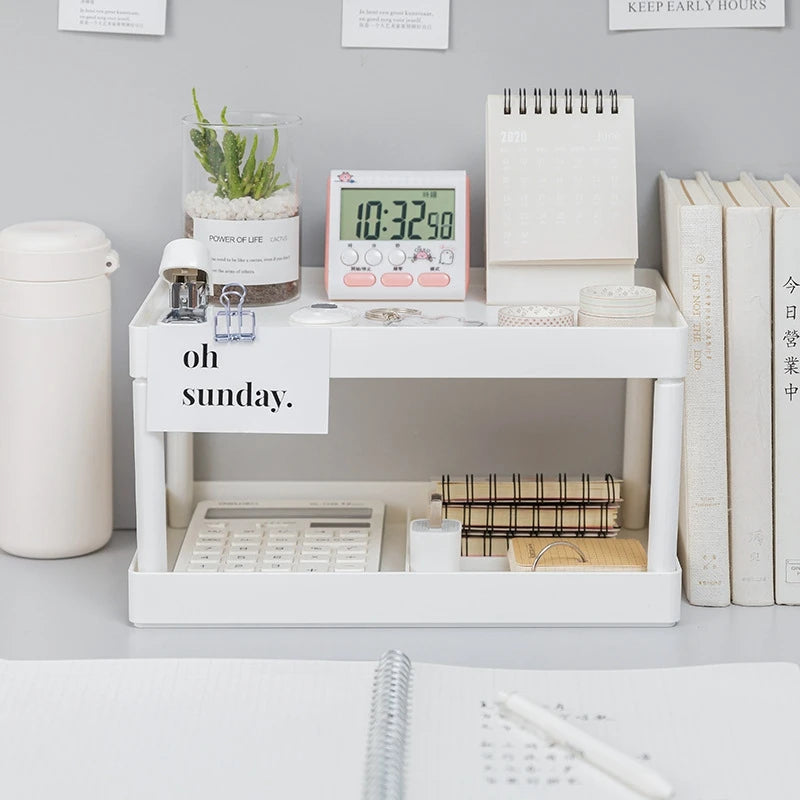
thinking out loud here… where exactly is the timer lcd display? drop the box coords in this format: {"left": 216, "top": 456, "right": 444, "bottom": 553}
{"left": 339, "top": 188, "right": 456, "bottom": 241}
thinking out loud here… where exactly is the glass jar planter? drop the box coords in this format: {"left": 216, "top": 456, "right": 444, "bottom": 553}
{"left": 183, "top": 109, "right": 301, "bottom": 305}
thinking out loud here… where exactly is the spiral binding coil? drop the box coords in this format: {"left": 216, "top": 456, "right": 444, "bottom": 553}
{"left": 502, "top": 88, "right": 619, "bottom": 115}
{"left": 362, "top": 650, "right": 413, "bottom": 800}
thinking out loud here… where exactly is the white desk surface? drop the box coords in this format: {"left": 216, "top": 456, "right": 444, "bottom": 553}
{"left": 2, "top": 531, "right": 797, "bottom": 668}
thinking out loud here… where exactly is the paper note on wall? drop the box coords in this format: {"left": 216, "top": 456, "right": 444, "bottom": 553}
{"left": 609, "top": 0, "right": 785, "bottom": 30}
{"left": 58, "top": 0, "right": 167, "bottom": 36}
{"left": 341, "top": 0, "right": 450, "bottom": 49}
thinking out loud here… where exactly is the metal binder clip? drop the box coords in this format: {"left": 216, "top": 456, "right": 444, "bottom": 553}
{"left": 214, "top": 283, "right": 256, "bottom": 342}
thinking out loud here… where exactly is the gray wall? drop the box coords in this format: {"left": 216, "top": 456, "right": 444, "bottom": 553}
{"left": 1, "top": 2, "right": 798, "bottom": 527}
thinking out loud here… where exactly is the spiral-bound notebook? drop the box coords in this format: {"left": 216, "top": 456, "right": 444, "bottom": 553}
{"left": 437, "top": 473, "right": 622, "bottom": 505}
{"left": 435, "top": 474, "right": 623, "bottom": 556}
{"left": 485, "top": 88, "right": 638, "bottom": 304}
{"left": 1, "top": 656, "right": 798, "bottom": 798}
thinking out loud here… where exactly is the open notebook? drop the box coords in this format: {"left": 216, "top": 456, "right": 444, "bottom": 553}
{"left": 0, "top": 656, "right": 798, "bottom": 798}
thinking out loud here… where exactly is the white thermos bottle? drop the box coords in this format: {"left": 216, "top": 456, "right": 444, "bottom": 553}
{"left": 0, "top": 221, "right": 119, "bottom": 557}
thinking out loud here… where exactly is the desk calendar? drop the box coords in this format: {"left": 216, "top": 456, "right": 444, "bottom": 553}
{"left": 485, "top": 89, "right": 638, "bottom": 305}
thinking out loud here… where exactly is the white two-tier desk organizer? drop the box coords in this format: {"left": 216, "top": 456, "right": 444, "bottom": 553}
{"left": 129, "top": 268, "right": 687, "bottom": 627}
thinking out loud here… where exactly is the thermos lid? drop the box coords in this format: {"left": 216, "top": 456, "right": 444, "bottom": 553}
{"left": 0, "top": 220, "right": 119, "bottom": 282}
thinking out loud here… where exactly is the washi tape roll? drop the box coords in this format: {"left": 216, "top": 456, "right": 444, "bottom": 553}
{"left": 497, "top": 305, "right": 575, "bottom": 327}
{"left": 579, "top": 285, "right": 656, "bottom": 317}
{"left": 578, "top": 285, "right": 656, "bottom": 327}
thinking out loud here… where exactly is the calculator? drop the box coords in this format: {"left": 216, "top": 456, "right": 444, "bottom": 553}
{"left": 174, "top": 500, "right": 385, "bottom": 573}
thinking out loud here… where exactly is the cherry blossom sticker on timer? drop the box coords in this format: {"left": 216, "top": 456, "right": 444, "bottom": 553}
{"left": 325, "top": 170, "right": 469, "bottom": 300}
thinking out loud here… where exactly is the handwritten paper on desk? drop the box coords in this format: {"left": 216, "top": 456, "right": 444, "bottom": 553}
{"left": 58, "top": 0, "right": 167, "bottom": 36}
{"left": 406, "top": 661, "right": 800, "bottom": 799}
{"left": 609, "top": 0, "right": 785, "bottom": 30}
{"left": 341, "top": 0, "right": 450, "bottom": 49}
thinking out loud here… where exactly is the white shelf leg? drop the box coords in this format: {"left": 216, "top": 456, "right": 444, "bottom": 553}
{"left": 622, "top": 378, "right": 654, "bottom": 530}
{"left": 132, "top": 379, "right": 167, "bottom": 572}
{"left": 166, "top": 432, "right": 194, "bottom": 529}
{"left": 646, "top": 378, "right": 684, "bottom": 573}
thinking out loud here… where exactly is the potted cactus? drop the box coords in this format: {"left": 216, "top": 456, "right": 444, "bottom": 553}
{"left": 183, "top": 90, "right": 301, "bottom": 304}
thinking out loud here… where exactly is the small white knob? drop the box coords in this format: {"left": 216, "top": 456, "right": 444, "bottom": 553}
{"left": 340, "top": 249, "right": 358, "bottom": 267}
{"left": 364, "top": 248, "right": 383, "bottom": 267}
{"left": 388, "top": 249, "right": 406, "bottom": 267}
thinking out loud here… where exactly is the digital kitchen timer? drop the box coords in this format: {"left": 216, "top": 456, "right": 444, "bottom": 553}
{"left": 324, "top": 170, "right": 469, "bottom": 300}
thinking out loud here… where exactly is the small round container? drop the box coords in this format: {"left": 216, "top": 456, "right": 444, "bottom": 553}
{"left": 289, "top": 303, "right": 358, "bottom": 327}
{"left": 578, "top": 285, "right": 656, "bottom": 327}
{"left": 497, "top": 305, "right": 575, "bottom": 327}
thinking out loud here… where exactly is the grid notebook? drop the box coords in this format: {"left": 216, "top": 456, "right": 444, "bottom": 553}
{"left": 436, "top": 474, "right": 623, "bottom": 556}
{"left": 507, "top": 537, "right": 647, "bottom": 572}
{"left": 1, "top": 657, "right": 796, "bottom": 798}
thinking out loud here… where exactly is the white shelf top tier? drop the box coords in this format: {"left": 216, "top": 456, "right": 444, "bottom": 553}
{"left": 130, "top": 268, "right": 687, "bottom": 380}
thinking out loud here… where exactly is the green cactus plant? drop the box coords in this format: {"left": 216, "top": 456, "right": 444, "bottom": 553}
{"left": 190, "top": 89, "right": 289, "bottom": 201}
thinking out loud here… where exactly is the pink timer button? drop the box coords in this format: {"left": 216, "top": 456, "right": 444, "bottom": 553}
{"left": 417, "top": 272, "right": 451, "bottom": 287}
{"left": 380, "top": 272, "right": 414, "bottom": 287}
{"left": 343, "top": 272, "right": 376, "bottom": 287}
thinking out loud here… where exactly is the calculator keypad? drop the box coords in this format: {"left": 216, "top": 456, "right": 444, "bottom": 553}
{"left": 174, "top": 509, "right": 383, "bottom": 574}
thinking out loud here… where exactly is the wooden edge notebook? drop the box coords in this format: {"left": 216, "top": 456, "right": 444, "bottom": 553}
{"left": 507, "top": 537, "right": 646, "bottom": 572}
{"left": 1, "top": 657, "right": 799, "bottom": 798}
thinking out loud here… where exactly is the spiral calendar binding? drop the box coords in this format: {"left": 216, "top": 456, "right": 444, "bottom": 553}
{"left": 362, "top": 650, "right": 413, "bottom": 800}
{"left": 502, "top": 87, "right": 619, "bottom": 115}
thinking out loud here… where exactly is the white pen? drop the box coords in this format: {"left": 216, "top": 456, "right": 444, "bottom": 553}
{"left": 496, "top": 691, "right": 675, "bottom": 800}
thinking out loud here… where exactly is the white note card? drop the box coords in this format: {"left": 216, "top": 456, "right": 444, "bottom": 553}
{"left": 610, "top": 0, "right": 785, "bottom": 30}
{"left": 341, "top": 0, "right": 450, "bottom": 50}
{"left": 58, "top": 0, "right": 167, "bottom": 36}
{"left": 146, "top": 326, "right": 330, "bottom": 434}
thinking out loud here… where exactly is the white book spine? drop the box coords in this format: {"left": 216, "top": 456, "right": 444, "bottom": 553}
{"left": 660, "top": 175, "right": 730, "bottom": 605}
{"left": 723, "top": 206, "right": 774, "bottom": 605}
{"left": 772, "top": 206, "right": 800, "bottom": 604}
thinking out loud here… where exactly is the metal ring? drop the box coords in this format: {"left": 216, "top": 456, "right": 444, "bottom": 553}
{"left": 364, "top": 307, "right": 421, "bottom": 323}
{"left": 531, "top": 541, "right": 587, "bottom": 571}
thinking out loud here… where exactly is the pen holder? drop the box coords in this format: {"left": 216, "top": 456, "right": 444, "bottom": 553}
{"left": 408, "top": 519, "right": 462, "bottom": 572}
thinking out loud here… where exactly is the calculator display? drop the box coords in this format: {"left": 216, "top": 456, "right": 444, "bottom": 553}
{"left": 339, "top": 188, "right": 456, "bottom": 241}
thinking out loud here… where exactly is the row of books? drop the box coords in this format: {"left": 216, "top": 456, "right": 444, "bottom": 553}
{"left": 435, "top": 474, "right": 622, "bottom": 557}
{"left": 660, "top": 171, "right": 800, "bottom": 606}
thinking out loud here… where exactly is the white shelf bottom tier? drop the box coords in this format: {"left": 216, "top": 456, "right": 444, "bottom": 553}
{"left": 128, "top": 481, "right": 681, "bottom": 627}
